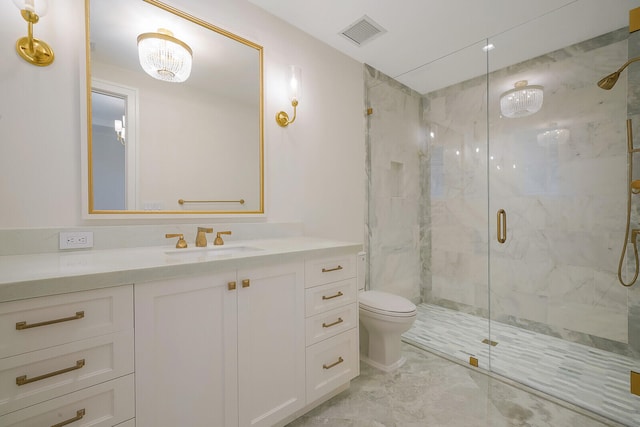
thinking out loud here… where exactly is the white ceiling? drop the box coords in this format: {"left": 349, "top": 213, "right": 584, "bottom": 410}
{"left": 249, "top": 0, "right": 640, "bottom": 94}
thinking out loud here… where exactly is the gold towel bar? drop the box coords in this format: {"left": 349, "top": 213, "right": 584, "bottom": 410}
{"left": 179, "top": 199, "right": 245, "bottom": 205}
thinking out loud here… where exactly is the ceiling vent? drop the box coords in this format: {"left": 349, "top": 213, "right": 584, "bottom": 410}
{"left": 340, "top": 15, "right": 387, "bottom": 46}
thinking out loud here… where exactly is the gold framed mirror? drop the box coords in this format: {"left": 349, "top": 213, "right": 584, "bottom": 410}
{"left": 85, "top": 0, "right": 263, "bottom": 215}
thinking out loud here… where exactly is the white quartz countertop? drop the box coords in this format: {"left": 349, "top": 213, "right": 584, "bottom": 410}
{"left": 0, "top": 237, "right": 362, "bottom": 303}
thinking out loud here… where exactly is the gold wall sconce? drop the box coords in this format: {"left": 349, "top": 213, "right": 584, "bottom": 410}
{"left": 276, "top": 65, "right": 301, "bottom": 127}
{"left": 13, "top": 0, "right": 54, "bottom": 66}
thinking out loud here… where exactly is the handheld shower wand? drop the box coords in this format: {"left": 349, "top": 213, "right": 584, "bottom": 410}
{"left": 617, "top": 119, "right": 640, "bottom": 287}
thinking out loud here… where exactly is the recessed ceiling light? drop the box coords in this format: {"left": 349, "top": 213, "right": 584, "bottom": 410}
{"left": 482, "top": 43, "right": 495, "bottom": 52}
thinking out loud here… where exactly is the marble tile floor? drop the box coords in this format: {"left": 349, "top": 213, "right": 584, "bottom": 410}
{"left": 402, "top": 304, "right": 640, "bottom": 427}
{"left": 287, "top": 342, "right": 621, "bottom": 427}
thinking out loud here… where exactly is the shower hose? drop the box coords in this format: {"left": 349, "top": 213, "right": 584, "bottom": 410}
{"left": 618, "top": 119, "right": 639, "bottom": 287}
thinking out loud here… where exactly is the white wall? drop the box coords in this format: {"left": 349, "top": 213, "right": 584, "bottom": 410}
{"left": 0, "top": 0, "right": 365, "bottom": 243}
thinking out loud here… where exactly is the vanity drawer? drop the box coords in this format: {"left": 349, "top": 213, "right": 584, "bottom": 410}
{"left": 305, "top": 255, "right": 356, "bottom": 288}
{"left": 306, "top": 304, "right": 357, "bottom": 346}
{"left": 305, "top": 278, "right": 357, "bottom": 316}
{"left": 0, "top": 329, "right": 134, "bottom": 415}
{"left": 0, "top": 285, "right": 133, "bottom": 358}
{"left": 0, "top": 374, "right": 134, "bottom": 427}
{"left": 306, "top": 328, "right": 358, "bottom": 403}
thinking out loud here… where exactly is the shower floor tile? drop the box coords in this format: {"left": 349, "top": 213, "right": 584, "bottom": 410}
{"left": 402, "top": 303, "right": 640, "bottom": 427}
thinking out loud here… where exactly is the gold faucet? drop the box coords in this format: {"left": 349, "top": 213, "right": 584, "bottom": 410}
{"left": 196, "top": 227, "right": 213, "bottom": 247}
{"left": 214, "top": 231, "right": 232, "bottom": 245}
{"left": 166, "top": 233, "right": 187, "bottom": 248}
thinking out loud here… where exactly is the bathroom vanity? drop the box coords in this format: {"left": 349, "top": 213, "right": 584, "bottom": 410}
{"left": 0, "top": 237, "right": 361, "bottom": 427}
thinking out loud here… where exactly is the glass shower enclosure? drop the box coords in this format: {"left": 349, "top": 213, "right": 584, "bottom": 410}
{"left": 365, "top": 2, "right": 640, "bottom": 425}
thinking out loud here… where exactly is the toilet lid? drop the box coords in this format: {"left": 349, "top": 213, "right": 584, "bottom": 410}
{"left": 359, "top": 290, "right": 416, "bottom": 314}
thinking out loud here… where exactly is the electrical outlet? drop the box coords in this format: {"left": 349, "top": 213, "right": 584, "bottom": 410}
{"left": 59, "top": 231, "right": 94, "bottom": 250}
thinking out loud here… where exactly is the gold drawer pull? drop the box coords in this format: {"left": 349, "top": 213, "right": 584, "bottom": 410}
{"left": 51, "top": 409, "right": 86, "bottom": 427}
{"left": 322, "top": 265, "right": 343, "bottom": 273}
{"left": 323, "top": 356, "right": 344, "bottom": 370}
{"left": 242, "top": 279, "right": 250, "bottom": 288}
{"left": 322, "top": 317, "right": 344, "bottom": 328}
{"left": 16, "top": 311, "right": 85, "bottom": 330}
{"left": 322, "top": 291, "right": 343, "bottom": 300}
{"left": 16, "top": 359, "right": 85, "bottom": 386}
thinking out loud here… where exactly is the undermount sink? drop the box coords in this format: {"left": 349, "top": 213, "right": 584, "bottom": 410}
{"left": 165, "top": 245, "right": 263, "bottom": 258}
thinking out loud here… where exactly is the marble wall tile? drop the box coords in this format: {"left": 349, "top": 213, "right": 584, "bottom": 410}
{"left": 365, "top": 66, "right": 426, "bottom": 303}
{"left": 425, "top": 31, "right": 632, "bottom": 346}
{"left": 628, "top": 29, "right": 640, "bottom": 357}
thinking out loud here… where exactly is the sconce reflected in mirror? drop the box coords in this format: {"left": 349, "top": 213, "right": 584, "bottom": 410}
{"left": 13, "top": 0, "right": 54, "bottom": 66}
{"left": 276, "top": 65, "right": 301, "bottom": 127}
{"left": 114, "top": 115, "right": 126, "bottom": 145}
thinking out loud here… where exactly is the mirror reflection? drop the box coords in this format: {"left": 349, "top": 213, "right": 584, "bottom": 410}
{"left": 87, "top": 0, "right": 263, "bottom": 214}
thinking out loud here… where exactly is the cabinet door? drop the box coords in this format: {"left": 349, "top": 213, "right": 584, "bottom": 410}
{"left": 135, "top": 272, "right": 238, "bottom": 427}
{"left": 237, "top": 262, "right": 305, "bottom": 427}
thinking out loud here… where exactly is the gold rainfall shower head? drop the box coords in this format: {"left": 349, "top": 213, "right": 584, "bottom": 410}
{"left": 597, "top": 56, "right": 640, "bottom": 89}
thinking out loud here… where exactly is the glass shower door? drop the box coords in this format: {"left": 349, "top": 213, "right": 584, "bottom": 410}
{"left": 396, "top": 40, "right": 492, "bottom": 369}
{"left": 487, "top": 5, "right": 640, "bottom": 424}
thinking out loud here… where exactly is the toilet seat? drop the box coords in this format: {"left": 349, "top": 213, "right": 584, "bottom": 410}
{"left": 359, "top": 290, "right": 416, "bottom": 318}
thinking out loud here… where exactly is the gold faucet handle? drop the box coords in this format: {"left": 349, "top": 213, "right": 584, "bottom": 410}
{"left": 214, "top": 231, "right": 232, "bottom": 246}
{"left": 198, "top": 227, "right": 213, "bottom": 233}
{"left": 166, "top": 233, "right": 187, "bottom": 248}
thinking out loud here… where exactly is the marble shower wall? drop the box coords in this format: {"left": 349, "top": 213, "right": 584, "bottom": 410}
{"left": 628, "top": 26, "right": 640, "bottom": 357}
{"left": 364, "top": 65, "right": 426, "bottom": 304}
{"left": 426, "top": 29, "right": 633, "bottom": 351}
{"left": 365, "top": 28, "right": 637, "bottom": 354}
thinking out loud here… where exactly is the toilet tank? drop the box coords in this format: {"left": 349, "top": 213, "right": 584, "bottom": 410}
{"left": 357, "top": 251, "right": 366, "bottom": 292}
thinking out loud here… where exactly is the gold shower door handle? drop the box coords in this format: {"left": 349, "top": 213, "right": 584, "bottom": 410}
{"left": 497, "top": 209, "right": 507, "bottom": 244}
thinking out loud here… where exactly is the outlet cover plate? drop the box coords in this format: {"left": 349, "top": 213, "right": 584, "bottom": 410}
{"left": 59, "top": 232, "right": 94, "bottom": 250}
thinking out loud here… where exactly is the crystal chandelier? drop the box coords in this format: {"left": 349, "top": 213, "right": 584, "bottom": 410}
{"left": 500, "top": 80, "right": 543, "bottom": 118}
{"left": 137, "top": 28, "right": 192, "bottom": 83}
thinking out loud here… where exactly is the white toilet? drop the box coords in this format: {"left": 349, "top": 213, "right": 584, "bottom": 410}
{"left": 357, "top": 254, "right": 417, "bottom": 372}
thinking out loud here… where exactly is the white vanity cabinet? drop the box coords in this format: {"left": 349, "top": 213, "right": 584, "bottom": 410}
{"left": 134, "top": 261, "right": 306, "bottom": 427}
{"left": 0, "top": 238, "right": 362, "bottom": 427}
{"left": 0, "top": 286, "right": 135, "bottom": 426}
{"left": 304, "top": 254, "right": 359, "bottom": 404}
{"left": 237, "top": 262, "right": 306, "bottom": 427}
{"left": 134, "top": 270, "right": 238, "bottom": 427}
